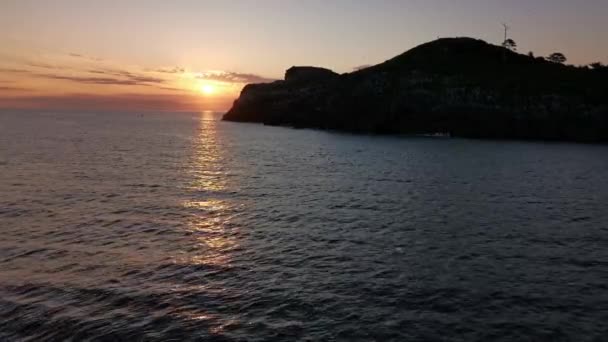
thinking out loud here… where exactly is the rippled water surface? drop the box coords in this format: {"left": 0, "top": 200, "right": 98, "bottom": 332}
{"left": 1, "top": 111, "right": 607, "bottom": 341}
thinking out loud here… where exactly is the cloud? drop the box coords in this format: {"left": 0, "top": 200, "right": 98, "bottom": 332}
{"left": 88, "top": 69, "right": 165, "bottom": 84}
{"left": 24, "top": 62, "right": 68, "bottom": 70}
{"left": 147, "top": 66, "right": 185, "bottom": 74}
{"left": 0, "top": 68, "right": 30, "bottom": 73}
{"left": 0, "top": 86, "right": 28, "bottom": 91}
{"left": 1, "top": 65, "right": 168, "bottom": 88}
{"left": 68, "top": 52, "right": 103, "bottom": 61}
{"left": 40, "top": 74, "right": 149, "bottom": 86}
{"left": 157, "top": 86, "right": 186, "bottom": 92}
{"left": 196, "top": 71, "right": 276, "bottom": 84}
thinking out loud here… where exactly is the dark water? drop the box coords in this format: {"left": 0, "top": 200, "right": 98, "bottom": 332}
{"left": 1, "top": 111, "right": 607, "bottom": 341}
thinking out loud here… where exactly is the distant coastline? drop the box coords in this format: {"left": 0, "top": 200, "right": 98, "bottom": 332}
{"left": 224, "top": 37, "right": 608, "bottom": 143}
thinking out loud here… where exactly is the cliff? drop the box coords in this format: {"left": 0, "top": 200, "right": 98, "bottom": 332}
{"left": 223, "top": 38, "right": 608, "bottom": 142}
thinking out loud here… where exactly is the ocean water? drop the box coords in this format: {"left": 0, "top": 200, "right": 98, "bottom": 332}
{"left": 1, "top": 111, "right": 607, "bottom": 341}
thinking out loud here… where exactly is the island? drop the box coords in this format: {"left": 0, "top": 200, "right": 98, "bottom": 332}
{"left": 223, "top": 38, "right": 608, "bottom": 142}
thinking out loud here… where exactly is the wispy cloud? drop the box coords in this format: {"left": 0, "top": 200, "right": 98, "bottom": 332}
{"left": 157, "top": 86, "right": 186, "bottom": 92}
{"left": 68, "top": 52, "right": 103, "bottom": 62}
{"left": 0, "top": 86, "right": 28, "bottom": 91}
{"left": 0, "top": 68, "right": 30, "bottom": 73}
{"left": 24, "top": 61, "right": 68, "bottom": 70}
{"left": 147, "top": 66, "right": 185, "bottom": 74}
{"left": 87, "top": 69, "right": 165, "bottom": 84}
{"left": 196, "top": 71, "right": 276, "bottom": 84}
{"left": 2, "top": 66, "right": 166, "bottom": 87}
{"left": 40, "top": 74, "right": 152, "bottom": 86}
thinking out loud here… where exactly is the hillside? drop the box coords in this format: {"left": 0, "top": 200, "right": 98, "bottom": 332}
{"left": 223, "top": 38, "right": 608, "bottom": 142}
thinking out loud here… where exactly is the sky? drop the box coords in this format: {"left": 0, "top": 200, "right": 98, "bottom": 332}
{"left": 1, "top": 0, "right": 607, "bottom": 112}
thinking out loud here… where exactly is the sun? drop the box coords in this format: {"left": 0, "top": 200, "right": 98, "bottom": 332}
{"left": 200, "top": 84, "right": 215, "bottom": 95}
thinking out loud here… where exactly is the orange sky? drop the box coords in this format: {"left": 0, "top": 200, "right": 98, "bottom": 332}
{"left": 0, "top": 45, "right": 275, "bottom": 112}
{"left": 2, "top": 1, "right": 607, "bottom": 112}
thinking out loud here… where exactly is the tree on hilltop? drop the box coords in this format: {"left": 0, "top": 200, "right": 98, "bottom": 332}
{"left": 502, "top": 39, "right": 517, "bottom": 51}
{"left": 547, "top": 52, "right": 567, "bottom": 64}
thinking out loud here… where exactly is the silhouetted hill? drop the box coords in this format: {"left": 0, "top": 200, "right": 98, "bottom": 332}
{"left": 224, "top": 38, "right": 608, "bottom": 142}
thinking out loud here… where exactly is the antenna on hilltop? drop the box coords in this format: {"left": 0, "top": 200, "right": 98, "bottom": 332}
{"left": 502, "top": 23, "right": 510, "bottom": 43}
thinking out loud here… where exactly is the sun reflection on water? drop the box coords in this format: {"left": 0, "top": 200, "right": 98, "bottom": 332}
{"left": 179, "top": 111, "right": 240, "bottom": 268}
{"left": 188, "top": 111, "right": 228, "bottom": 193}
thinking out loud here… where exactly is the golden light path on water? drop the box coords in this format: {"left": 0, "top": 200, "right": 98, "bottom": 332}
{"left": 180, "top": 111, "right": 240, "bottom": 270}
{"left": 165, "top": 111, "right": 243, "bottom": 333}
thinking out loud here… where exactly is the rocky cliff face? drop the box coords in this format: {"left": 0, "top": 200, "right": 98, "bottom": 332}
{"left": 223, "top": 38, "right": 608, "bottom": 142}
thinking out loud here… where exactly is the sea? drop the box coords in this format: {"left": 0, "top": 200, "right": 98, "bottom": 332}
{"left": 1, "top": 110, "right": 607, "bottom": 341}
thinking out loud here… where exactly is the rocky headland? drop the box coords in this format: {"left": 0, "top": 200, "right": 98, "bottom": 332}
{"left": 224, "top": 38, "right": 608, "bottom": 142}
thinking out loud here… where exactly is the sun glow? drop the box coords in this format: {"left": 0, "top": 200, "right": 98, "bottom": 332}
{"left": 200, "top": 84, "right": 215, "bottom": 95}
